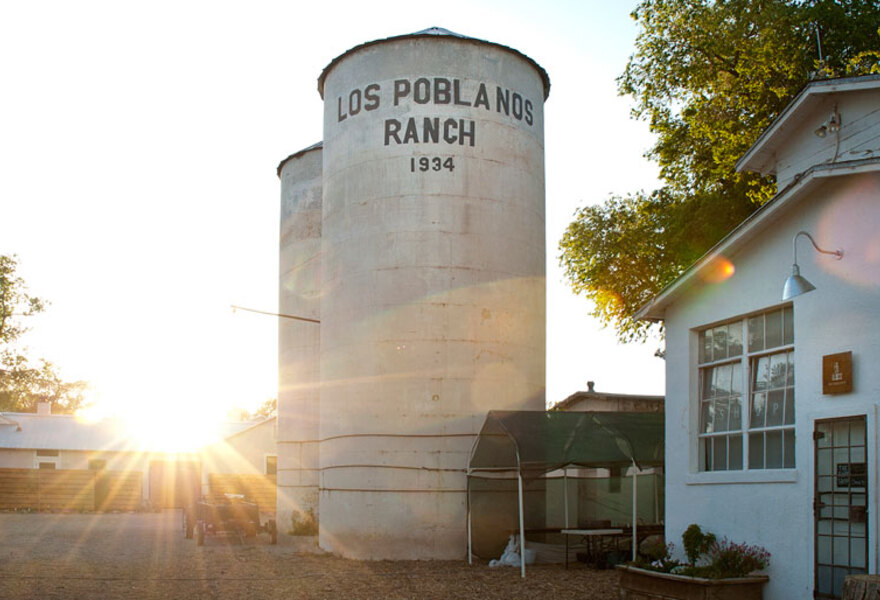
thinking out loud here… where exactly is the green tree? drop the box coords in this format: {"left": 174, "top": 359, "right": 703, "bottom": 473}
{"left": 251, "top": 397, "right": 277, "bottom": 420}
{"left": 559, "top": 0, "right": 880, "bottom": 342}
{"left": 0, "top": 255, "right": 87, "bottom": 413}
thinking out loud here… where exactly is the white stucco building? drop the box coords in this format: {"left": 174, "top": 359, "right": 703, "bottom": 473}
{"left": 637, "top": 75, "right": 880, "bottom": 599}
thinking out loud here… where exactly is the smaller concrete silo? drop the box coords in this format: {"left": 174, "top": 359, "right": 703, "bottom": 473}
{"left": 276, "top": 142, "right": 323, "bottom": 534}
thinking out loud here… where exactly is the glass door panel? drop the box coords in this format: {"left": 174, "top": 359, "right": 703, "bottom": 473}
{"left": 814, "top": 416, "right": 868, "bottom": 599}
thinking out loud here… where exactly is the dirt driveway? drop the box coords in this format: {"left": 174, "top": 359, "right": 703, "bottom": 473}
{"left": 0, "top": 511, "right": 619, "bottom": 599}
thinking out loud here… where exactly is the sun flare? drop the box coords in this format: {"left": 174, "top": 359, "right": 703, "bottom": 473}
{"left": 116, "top": 406, "right": 228, "bottom": 454}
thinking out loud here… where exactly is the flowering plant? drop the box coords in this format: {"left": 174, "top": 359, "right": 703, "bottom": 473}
{"left": 700, "top": 537, "right": 770, "bottom": 578}
{"left": 635, "top": 524, "right": 770, "bottom": 579}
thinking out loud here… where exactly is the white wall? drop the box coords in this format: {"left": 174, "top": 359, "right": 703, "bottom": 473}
{"left": 663, "top": 172, "right": 880, "bottom": 599}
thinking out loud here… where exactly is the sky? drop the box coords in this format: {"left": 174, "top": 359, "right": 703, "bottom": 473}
{"left": 0, "top": 0, "right": 665, "bottom": 427}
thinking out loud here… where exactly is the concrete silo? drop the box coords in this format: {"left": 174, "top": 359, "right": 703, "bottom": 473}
{"left": 277, "top": 142, "right": 322, "bottom": 535}
{"left": 315, "top": 28, "right": 549, "bottom": 559}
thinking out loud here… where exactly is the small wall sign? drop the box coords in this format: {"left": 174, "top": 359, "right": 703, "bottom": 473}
{"left": 823, "top": 351, "right": 853, "bottom": 395}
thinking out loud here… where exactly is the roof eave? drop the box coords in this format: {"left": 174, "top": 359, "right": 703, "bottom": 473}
{"left": 737, "top": 75, "right": 880, "bottom": 175}
{"left": 636, "top": 158, "right": 880, "bottom": 322}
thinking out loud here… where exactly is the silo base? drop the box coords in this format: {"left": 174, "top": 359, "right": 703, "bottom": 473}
{"left": 318, "top": 490, "right": 466, "bottom": 559}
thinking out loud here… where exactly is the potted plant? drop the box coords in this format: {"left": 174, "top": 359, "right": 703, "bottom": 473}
{"left": 618, "top": 524, "right": 770, "bottom": 600}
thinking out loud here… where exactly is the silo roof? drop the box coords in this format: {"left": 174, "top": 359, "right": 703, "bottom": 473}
{"left": 317, "top": 27, "right": 550, "bottom": 100}
{"left": 276, "top": 141, "right": 323, "bottom": 178}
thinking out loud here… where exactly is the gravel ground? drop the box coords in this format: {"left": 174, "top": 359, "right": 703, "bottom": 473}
{"left": 0, "top": 511, "right": 621, "bottom": 599}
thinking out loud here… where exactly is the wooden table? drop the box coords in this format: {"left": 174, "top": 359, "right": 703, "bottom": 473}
{"left": 561, "top": 528, "right": 624, "bottom": 568}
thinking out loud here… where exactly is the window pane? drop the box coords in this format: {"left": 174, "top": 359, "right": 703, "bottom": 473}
{"left": 731, "top": 362, "right": 743, "bottom": 396}
{"left": 701, "top": 369, "right": 713, "bottom": 399}
{"left": 852, "top": 539, "right": 867, "bottom": 569}
{"left": 748, "top": 315, "right": 764, "bottom": 351}
{"left": 834, "top": 422, "right": 850, "bottom": 447}
{"left": 784, "top": 388, "right": 795, "bottom": 425}
{"left": 765, "top": 309, "right": 783, "bottom": 349}
{"left": 753, "top": 356, "right": 770, "bottom": 391}
{"left": 766, "top": 430, "right": 783, "bottom": 468}
{"left": 818, "top": 448, "right": 833, "bottom": 475}
{"left": 817, "top": 423, "right": 833, "bottom": 448}
{"left": 766, "top": 390, "right": 785, "bottom": 427}
{"left": 786, "top": 352, "right": 794, "bottom": 386}
{"left": 700, "top": 330, "right": 712, "bottom": 363}
{"left": 713, "top": 437, "right": 727, "bottom": 470}
{"left": 818, "top": 566, "right": 832, "bottom": 594}
{"left": 727, "top": 323, "right": 743, "bottom": 357}
{"left": 783, "top": 430, "right": 795, "bottom": 468}
{"left": 716, "top": 364, "right": 732, "bottom": 396}
{"left": 751, "top": 392, "right": 767, "bottom": 428}
{"left": 769, "top": 353, "right": 787, "bottom": 388}
{"left": 851, "top": 422, "right": 866, "bottom": 446}
{"left": 834, "top": 567, "right": 849, "bottom": 597}
{"left": 783, "top": 306, "right": 794, "bottom": 345}
{"left": 713, "top": 326, "right": 727, "bottom": 360}
{"left": 730, "top": 397, "right": 742, "bottom": 430}
{"left": 701, "top": 438, "right": 711, "bottom": 471}
{"left": 818, "top": 535, "right": 832, "bottom": 564}
{"left": 714, "top": 398, "right": 729, "bottom": 432}
{"left": 702, "top": 401, "right": 714, "bottom": 433}
{"left": 749, "top": 432, "right": 764, "bottom": 469}
{"left": 729, "top": 435, "right": 743, "bottom": 470}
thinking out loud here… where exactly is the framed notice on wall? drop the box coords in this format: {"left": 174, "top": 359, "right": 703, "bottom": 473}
{"left": 823, "top": 351, "right": 853, "bottom": 395}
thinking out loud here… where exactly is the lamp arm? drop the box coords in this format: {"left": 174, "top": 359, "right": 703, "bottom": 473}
{"left": 792, "top": 231, "right": 843, "bottom": 265}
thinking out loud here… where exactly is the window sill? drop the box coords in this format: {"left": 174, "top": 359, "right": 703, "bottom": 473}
{"left": 685, "top": 470, "right": 798, "bottom": 485}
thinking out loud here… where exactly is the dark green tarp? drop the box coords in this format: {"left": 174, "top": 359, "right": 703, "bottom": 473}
{"left": 469, "top": 410, "right": 664, "bottom": 474}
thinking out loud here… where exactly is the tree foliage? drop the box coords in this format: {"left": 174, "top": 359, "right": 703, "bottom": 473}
{"left": 0, "top": 255, "right": 87, "bottom": 413}
{"left": 559, "top": 0, "right": 880, "bottom": 342}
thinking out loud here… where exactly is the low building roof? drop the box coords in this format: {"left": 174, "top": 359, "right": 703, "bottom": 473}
{"left": 550, "top": 384, "right": 663, "bottom": 412}
{"left": 0, "top": 412, "right": 255, "bottom": 454}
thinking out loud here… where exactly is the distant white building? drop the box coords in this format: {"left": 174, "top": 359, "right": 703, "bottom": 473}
{"left": 637, "top": 75, "right": 880, "bottom": 599}
{"left": 550, "top": 381, "right": 663, "bottom": 413}
{"left": 0, "top": 402, "right": 258, "bottom": 510}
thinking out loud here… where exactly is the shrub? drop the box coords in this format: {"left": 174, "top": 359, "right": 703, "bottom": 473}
{"left": 289, "top": 508, "right": 318, "bottom": 536}
{"left": 681, "top": 523, "right": 715, "bottom": 566}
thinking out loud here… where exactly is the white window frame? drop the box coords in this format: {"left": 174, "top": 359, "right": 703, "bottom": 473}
{"left": 35, "top": 448, "right": 60, "bottom": 470}
{"left": 696, "top": 305, "right": 795, "bottom": 473}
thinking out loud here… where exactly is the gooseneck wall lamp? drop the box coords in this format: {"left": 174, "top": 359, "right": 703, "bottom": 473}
{"left": 782, "top": 231, "right": 843, "bottom": 301}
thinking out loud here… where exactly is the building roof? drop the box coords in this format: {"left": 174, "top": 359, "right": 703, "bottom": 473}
{"left": 550, "top": 383, "right": 663, "bottom": 412}
{"left": 636, "top": 156, "right": 880, "bottom": 321}
{"left": 317, "top": 26, "right": 551, "bottom": 100}
{"left": 221, "top": 416, "right": 275, "bottom": 442}
{"left": 737, "top": 75, "right": 880, "bottom": 176}
{"left": 0, "top": 412, "right": 256, "bottom": 454}
{"left": 0, "top": 412, "right": 145, "bottom": 453}
{"left": 637, "top": 75, "right": 880, "bottom": 321}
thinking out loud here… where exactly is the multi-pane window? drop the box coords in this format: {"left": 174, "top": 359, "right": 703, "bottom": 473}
{"left": 698, "top": 306, "right": 794, "bottom": 471}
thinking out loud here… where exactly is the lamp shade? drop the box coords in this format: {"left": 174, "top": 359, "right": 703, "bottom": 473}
{"left": 782, "top": 264, "right": 816, "bottom": 300}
